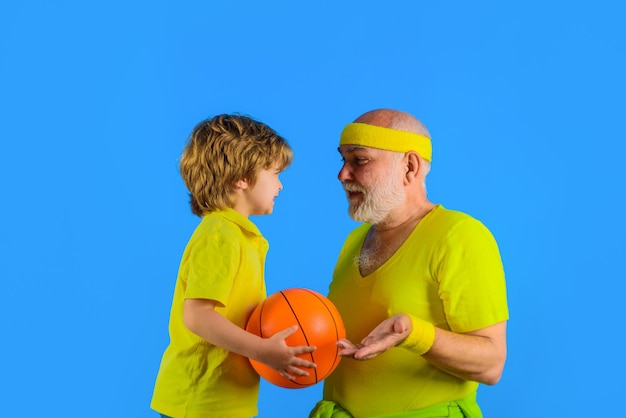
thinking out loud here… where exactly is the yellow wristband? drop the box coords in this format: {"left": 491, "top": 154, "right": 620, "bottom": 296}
{"left": 398, "top": 314, "right": 435, "bottom": 355}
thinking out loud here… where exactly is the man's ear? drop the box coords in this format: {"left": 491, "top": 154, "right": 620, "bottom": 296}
{"left": 404, "top": 152, "right": 421, "bottom": 184}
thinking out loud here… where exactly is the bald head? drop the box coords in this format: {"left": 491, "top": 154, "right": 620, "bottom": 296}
{"left": 354, "top": 109, "right": 430, "bottom": 138}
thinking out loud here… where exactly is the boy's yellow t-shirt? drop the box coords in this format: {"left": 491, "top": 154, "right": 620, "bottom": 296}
{"left": 323, "top": 205, "right": 509, "bottom": 418}
{"left": 151, "top": 208, "right": 268, "bottom": 418}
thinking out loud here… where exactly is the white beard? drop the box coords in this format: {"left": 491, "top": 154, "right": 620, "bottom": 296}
{"left": 344, "top": 170, "right": 405, "bottom": 225}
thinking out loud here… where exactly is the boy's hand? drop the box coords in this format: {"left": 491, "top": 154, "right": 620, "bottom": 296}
{"left": 262, "top": 325, "right": 317, "bottom": 380}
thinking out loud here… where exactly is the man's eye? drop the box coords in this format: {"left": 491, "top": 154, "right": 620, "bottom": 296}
{"left": 339, "top": 156, "right": 368, "bottom": 165}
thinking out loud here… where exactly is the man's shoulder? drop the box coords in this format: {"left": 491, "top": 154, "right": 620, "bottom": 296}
{"left": 429, "top": 205, "right": 492, "bottom": 235}
{"left": 431, "top": 205, "right": 476, "bottom": 223}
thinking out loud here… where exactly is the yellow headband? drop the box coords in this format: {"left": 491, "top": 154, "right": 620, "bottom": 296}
{"left": 339, "top": 123, "right": 432, "bottom": 162}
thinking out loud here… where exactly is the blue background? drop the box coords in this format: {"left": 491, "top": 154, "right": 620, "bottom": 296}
{"left": 1, "top": 1, "right": 624, "bottom": 416}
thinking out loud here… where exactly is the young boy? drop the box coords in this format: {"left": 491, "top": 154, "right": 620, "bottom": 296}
{"left": 151, "top": 114, "right": 316, "bottom": 418}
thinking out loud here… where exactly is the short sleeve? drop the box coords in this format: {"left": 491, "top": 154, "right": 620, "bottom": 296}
{"left": 185, "top": 233, "right": 241, "bottom": 306}
{"left": 436, "top": 218, "right": 509, "bottom": 332}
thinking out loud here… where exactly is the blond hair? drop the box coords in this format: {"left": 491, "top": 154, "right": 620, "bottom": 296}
{"left": 180, "top": 114, "right": 293, "bottom": 216}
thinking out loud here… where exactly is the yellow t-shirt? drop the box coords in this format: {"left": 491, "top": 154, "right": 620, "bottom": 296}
{"left": 323, "top": 205, "right": 509, "bottom": 418}
{"left": 151, "top": 208, "right": 268, "bottom": 418}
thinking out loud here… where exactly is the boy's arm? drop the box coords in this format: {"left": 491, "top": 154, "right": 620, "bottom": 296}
{"left": 183, "top": 298, "right": 316, "bottom": 380}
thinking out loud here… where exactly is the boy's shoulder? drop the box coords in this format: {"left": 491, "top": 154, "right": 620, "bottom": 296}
{"left": 195, "top": 209, "right": 263, "bottom": 240}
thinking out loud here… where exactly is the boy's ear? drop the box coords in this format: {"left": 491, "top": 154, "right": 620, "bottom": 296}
{"left": 235, "top": 179, "right": 249, "bottom": 190}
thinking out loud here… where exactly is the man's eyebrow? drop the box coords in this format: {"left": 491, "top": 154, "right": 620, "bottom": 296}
{"left": 337, "top": 145, "right": 367, "bottom": 153}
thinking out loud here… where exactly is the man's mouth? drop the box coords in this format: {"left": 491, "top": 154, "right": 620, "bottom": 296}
{"left": 346, "top": 190, "right": 362, "bottom": 199}
{"left": 343, "top": 183, "right": 364, "bottom": 200}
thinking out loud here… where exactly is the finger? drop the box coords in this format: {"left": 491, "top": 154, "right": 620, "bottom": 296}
{"left": 353, "top": 346, "right": 382, "bottom": 360}
{"left": 279, "top": 371, "right": 296, "bottom": 381}
{"left": 336, "top": 339, "right": 356, "bottom": 349}
{"left": 338, "top": 347, "right": 358, "bottom": 357}
{"left": 293, "top": 359, "right": 316, "bottom": 369}
{"left": 288, "top": 366, "right": 311, "bottom": 377}
{"left": 274, "top": 325, "right": 298, "bottom": 339}
{"left": 294, "top": 345, "right": 317, "bottom": 354}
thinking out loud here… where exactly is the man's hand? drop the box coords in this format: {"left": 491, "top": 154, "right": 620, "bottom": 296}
{"left": 337, "top": 314, "right": 411, "bottom": 360}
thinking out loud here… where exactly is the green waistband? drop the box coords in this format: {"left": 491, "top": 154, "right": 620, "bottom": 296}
{"left": 309, "top": 392, "right": 482, "bottom": 418}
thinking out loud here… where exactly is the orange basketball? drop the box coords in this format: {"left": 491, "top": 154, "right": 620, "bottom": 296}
{"left": 245, "top": 287, "right": 346, "bottom": 389}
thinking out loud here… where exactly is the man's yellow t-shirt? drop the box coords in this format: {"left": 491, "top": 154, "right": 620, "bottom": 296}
{"left": 151, "top": 208, "right": 268, "bottom": 418}
{"left": 323, "top": 205, "right": 509, "bottom": 418}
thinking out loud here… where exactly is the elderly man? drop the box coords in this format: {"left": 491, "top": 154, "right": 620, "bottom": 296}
{"left": 310, "top": 109, "right": 509, "bottom": 418}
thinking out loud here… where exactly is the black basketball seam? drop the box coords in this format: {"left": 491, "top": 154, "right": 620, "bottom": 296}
{"left": 301, "top": 288, "right": 342, "bottom": 377}
{"left": 280, "top": 289, "right": 320, "bottom": 383}
{"left": 250, "top": 296, "right": 316, "bottom": 388}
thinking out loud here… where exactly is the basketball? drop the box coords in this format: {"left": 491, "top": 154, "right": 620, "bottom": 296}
{"left": 245, "top": 287, "right": 346, "bottom": 389}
